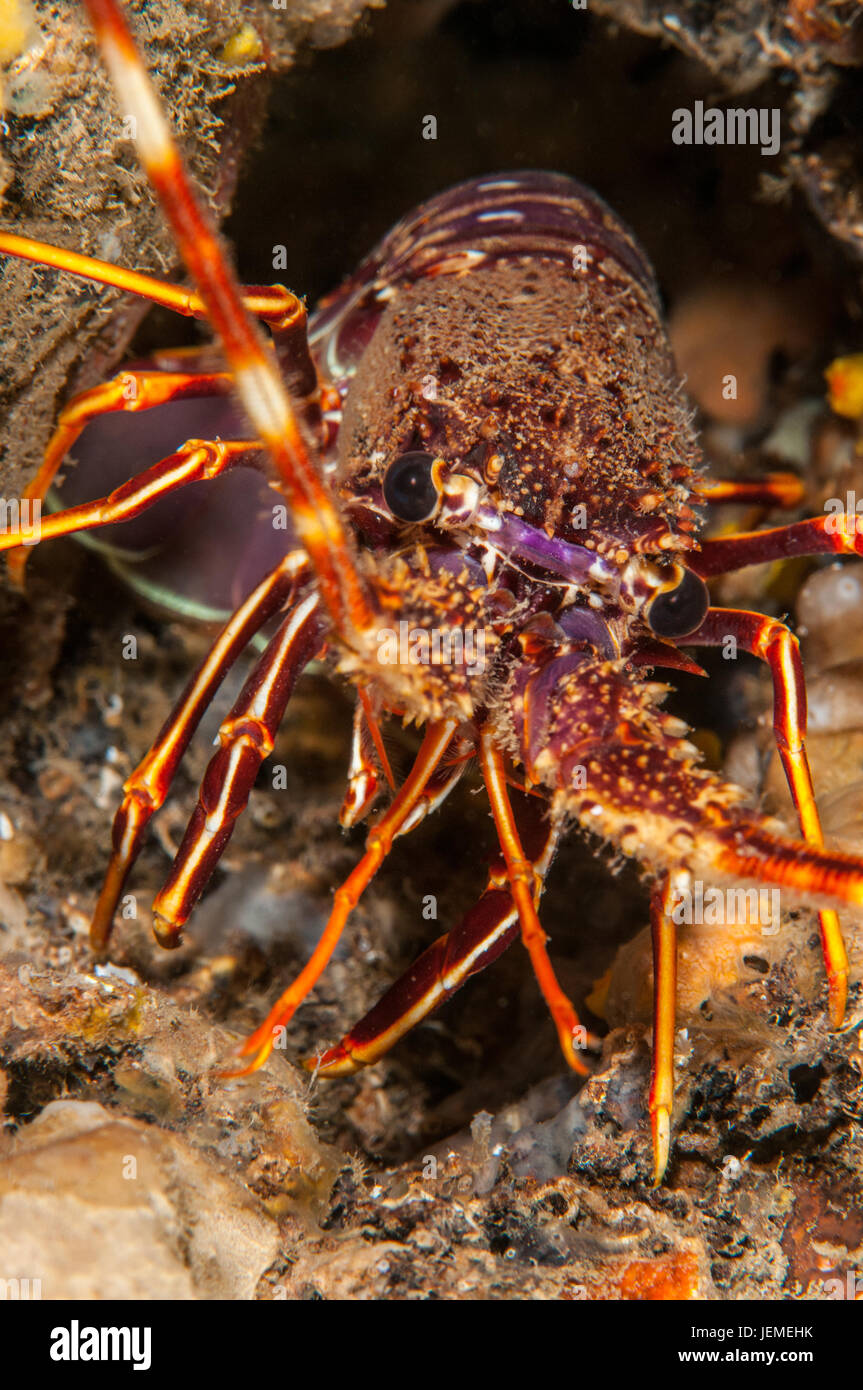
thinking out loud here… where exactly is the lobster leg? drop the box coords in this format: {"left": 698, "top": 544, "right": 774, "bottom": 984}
{"left": 358, "top": 691, "right": 396, "bottom": 792}
{"left": 689, "top": 607, "right": 849, "bottom": 1025}
{"left": 151, "top": 591, "right": 324, "bottom": 946}
{"left": 340, "top": 698, "right": 385, "bottom": 830}
{"left": 0, "top": 231, "right": 314, "bottom": 378}
{"left": 0, "top": 229, "right": 319, "bottom": 438}
{"left": 90, "top": 550, "right": 311, "bottom": 949}
{"left": 336, "top": 690, "right": 453, "bottom": 831}
{"left": 339, "top": 695, "right": 393, "bottom": 829}
{"left": 1, "top": 369, "right": 233, "bottom": 582}
{"left": 0, "top": 438, "right": 265, "bottom": 554}
{"left": 396, "top": 729, "right": 475, "bottom": 838}
{"left": 83, "top": 0, "right": 376, "bottom": 646}
{"left": 479, "top": 729, "right": 591, "bottom": 1074}
{"left": 692, "top": 514, "right": 863, "bottom": 578}
{"left": 649, "top": 872, "right": 683, "bottom": 1185}
{"left": 229, "top": 719, "right": 459, "bottom": 1075}
{"left": 692, "top": 473, "right": 805, "bottom": 509}
{"left": 308, "top": 789, "right": 567, "bottom": 1075}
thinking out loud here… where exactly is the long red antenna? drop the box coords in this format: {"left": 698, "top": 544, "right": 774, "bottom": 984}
{"left": 81, "top": 0, "right": 376, "bottom": 647}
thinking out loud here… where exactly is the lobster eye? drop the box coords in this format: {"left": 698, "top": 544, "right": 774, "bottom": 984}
{"left": 382, "top": 452, "right": 440, "bottom": 522}
{"left": 646, "top": 568, "right": 709, "bottom": 638}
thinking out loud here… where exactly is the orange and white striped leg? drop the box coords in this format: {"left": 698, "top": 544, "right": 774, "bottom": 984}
{"left": 310, "top": 790, "right": 568, "bottom": 1075}
{"left": 649, "top": 871, "right": 682, "bottom": 1185}
{"left": 227, "top": 719, "right": 460, "bottom": 1075}
{"left": 0, "top": 369, "right": 233, "bottom": 582}
{"left": 690, "top": 607, "right": 849, "bottom": 1026}
{"left": 479, "top": 728, "right": 591, "bottom": 1076}
{"left": 90, "top": 551, "right": 312, "bottom": 950}
{"left": 150, "top": 590, "right": 324, "bottom": 946}
{"left": 644, "top": 867, "right": 680, "bottom": 1184}
{"left": 395, "top": 728, "right": 475, "bottom": 838}
{"left": 693, "top": 514, "right": 863, "bottom": 579}
{"left": 357, "top": 690, "right": 396, "bottom": 789}
{"left": 0, "top": 437, "right": 264, "bottom": 556}
{"left": 339, "top": 696, "right": 393, "bottom": 829}
{"left": 339, "top": 701, "right": 471, "bottom": 835}
{"left": 0, "top": 231, "right": 314, "bottom": 373}
{"left": 83, "top": 0, "right": 375, "bottom": 645}
{"left": 0, "top": 222, "right": 328, "bottom": 464}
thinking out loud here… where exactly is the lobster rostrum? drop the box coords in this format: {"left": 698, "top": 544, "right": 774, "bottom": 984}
{"left": 2, "top": 0, "right": 863, "bottom": 1184}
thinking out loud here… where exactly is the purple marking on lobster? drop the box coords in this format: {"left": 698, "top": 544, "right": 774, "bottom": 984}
{"left": 509, "top": 651, "right": 594, "bottom": 773}
{"left": 557, "top": 606, "right": 617, "bottom": 657}
{"left": 474, "top": 503, "right": 619, "bottom": 591}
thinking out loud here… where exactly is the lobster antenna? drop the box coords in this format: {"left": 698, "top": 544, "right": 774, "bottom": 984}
{"left": 82, "top": 0, "right": 376, "bottom": 646}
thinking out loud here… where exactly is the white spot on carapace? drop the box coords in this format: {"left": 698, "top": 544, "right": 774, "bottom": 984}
{"left": 477, "top": 179, "right": 520, "bottom": 191}
{"left": 476, "top": 210, "right": 525, "bottom": 223}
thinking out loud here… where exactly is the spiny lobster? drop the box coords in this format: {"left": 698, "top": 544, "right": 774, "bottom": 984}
{"left": 1, "top": 0, "right": 862, "bottom": 1184}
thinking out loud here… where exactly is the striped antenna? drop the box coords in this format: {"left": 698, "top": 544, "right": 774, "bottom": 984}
{"left": 82, "top": 0, "right": 375, "bottom": 645}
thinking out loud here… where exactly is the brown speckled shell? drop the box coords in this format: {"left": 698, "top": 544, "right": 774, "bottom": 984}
{"left": 334, "top": 173, "right": 702, "bottom": 562}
